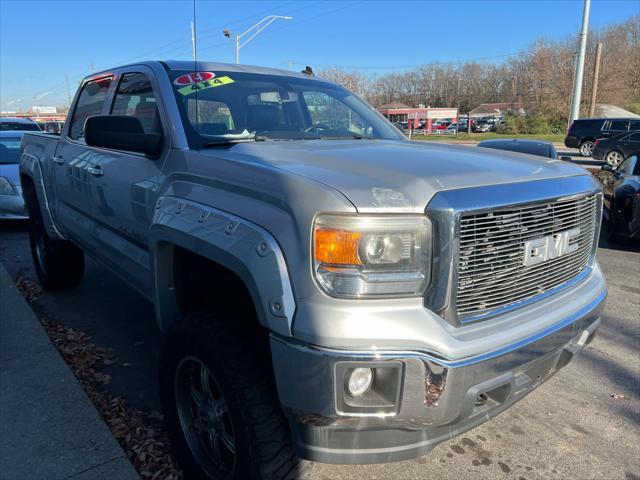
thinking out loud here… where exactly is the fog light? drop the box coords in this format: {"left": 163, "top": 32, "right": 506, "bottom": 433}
{"left": 347, "top": 368, "right": 373, "bottom": 397}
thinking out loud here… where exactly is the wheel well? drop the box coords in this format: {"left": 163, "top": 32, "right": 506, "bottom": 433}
{"left": 172, "top": 246, "right": 261, "bottom": 325}
{"left": 169, "top": 246, "right": 271, "bottom": 351}
{"left": 20, "top": 174, "right": 36, "bottom": 211}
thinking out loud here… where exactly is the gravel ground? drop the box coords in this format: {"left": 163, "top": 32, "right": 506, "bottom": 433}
{"left": 0, "top": 222, "right": 638, "bottom": 480}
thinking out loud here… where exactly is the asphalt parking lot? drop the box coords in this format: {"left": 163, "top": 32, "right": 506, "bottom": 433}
{"left": 0, "top": 220, "right": 638, "bottom": 480}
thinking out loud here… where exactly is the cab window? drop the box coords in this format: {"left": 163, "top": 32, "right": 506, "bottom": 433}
{"left": 187, "top": 98, "right": 235, "bottom": 135}
{"left": 69, "top": 77, "right": 112, "bottom": 140}
{"left": 111, "top": 73, "right": 162, "bottom": 135}
{"left": 303, "top": 91, "right": 374, "bottom": 136}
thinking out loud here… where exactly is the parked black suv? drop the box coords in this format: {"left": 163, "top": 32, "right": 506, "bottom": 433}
{"left": 564, "top": 118, "right": 640, "bottom": 157}
{"left": 593, "top": 131, "right": 640, "bottom": 167}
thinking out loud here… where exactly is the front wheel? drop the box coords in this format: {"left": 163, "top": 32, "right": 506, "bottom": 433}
{"left": 579, "top": 140, "right": 595, "bottom": 157}
{"left": 605, "top": 150, "right": 624, "bottom": 167}
{"left": 159, "top": 313, "right": 309, "bottom": 480}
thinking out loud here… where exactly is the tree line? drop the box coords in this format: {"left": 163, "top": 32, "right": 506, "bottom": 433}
{"left": 318, "top": 15, "right": 639, "bottom": 122}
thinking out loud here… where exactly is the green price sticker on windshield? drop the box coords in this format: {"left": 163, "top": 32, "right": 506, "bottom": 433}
{"left": 177, "top": 76, "right": 234, "bottom": 96}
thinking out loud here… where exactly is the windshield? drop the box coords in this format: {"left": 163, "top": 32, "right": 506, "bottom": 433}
{"left": 0, "top": 137, "right": 21, "bottom": 164}
{"left": 169, "top": 70, "right": 404, "bottom": 146}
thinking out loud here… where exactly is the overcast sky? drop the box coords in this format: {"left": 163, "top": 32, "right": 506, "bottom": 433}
{"left": 1, "top": 0, "right": 637, "bottom": 111}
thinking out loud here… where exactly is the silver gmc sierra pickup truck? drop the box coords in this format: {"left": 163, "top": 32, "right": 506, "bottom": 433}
{"left": 20, "top": 61, "right": 607, "bottom": 480}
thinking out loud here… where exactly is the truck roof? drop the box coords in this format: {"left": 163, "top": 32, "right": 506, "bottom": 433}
{"left": 91, "top": 60, "right": 329, "bottom": 83}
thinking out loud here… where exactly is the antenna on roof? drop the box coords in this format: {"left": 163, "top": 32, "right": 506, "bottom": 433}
{"left": 301, "top": 66, "right": 314, "bottom": 76}
{"left": 193, "top": 0, "right": 199, "bottom": 138}
{"left": 191, "top": 21, "right": 196, "bottom": 61}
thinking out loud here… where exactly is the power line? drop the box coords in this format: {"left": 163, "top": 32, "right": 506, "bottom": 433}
{"left": 5, "top": 0, "right": 299, "bottom": 104}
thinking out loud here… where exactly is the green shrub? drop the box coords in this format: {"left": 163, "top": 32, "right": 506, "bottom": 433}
{"left": 548, "top": 118, "right": 568, "bottom": 135}
{"left": 525, "top": 114, "right": 550, "bottom": 134}
{"left": 501, "top": 113, "right": 525, "bottom": 134}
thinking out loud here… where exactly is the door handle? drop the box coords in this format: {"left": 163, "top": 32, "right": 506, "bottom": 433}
{"left": 53, "top": 156, "right": 65, "bottom": 164}
{"left": 87, "top": 167, "right": 104, "bottom": 177}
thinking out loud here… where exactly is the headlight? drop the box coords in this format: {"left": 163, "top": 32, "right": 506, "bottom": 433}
{"left": 0, "top": 177, "right": 15, "bottom": 195}
{"left": 313, "top": 214, "right": 431, "bottom": 298}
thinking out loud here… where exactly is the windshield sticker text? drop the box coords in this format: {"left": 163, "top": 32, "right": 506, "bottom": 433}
{"left": 177, "top": 76, "right": 234, "bottom": 96}
{"left": 173, "top": 72, "right": 215, "bottom": 86}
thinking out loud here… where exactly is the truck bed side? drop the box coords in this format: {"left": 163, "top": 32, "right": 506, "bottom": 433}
{"left": 19, "top": 132, "right": 64, "bottom": 239}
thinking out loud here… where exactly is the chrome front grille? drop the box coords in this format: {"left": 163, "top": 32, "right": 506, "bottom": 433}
{"left": 456, "top": 194, "right": 598, "bottom": 321}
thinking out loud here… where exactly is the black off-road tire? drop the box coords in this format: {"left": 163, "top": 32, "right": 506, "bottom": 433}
{"left": 27, "top": 195, "right": 84, "bottom": 291}
{"left": 159, "top": 312, "right": 310, "bottom": 480}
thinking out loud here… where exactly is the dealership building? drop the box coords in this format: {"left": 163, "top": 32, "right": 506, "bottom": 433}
{"left": 377, "top": 103, "right": 458, "bottom": 131}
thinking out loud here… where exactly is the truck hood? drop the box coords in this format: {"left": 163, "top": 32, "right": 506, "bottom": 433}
{"left": 219, "top": 140, "right": 589, "bottom": 212}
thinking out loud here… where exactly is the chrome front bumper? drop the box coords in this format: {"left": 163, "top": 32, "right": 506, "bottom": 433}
{"left": 271, "top": 290, "right": 605, "bottom": 464}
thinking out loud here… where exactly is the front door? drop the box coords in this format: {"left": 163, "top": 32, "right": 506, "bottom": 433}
{"left": 84, "top": 68, "right": 169, "bottom": 296}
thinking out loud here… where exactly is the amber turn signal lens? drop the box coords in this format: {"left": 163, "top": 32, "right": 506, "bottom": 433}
{"left": 315, "top": 228, "right": 362, "bottom": 265}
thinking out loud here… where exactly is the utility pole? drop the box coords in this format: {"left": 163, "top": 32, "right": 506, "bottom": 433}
{"left": 456, "top": 77, "right": 461, "bottom": 137}
{"left": 588, "top": 42, "right": 603, "bottom": 118}
{"left": 223, "top": 15, "right": 293, "bottom": 64}
{"left": 568, "top": 0, "right": 591, "bottom": 126}
{"left": 65, "top": 73, "right": 72, "bottom": 107}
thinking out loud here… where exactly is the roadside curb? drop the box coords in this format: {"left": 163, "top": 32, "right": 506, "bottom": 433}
{"left": 0, "top": 263, "right": 139, "bottom": 480}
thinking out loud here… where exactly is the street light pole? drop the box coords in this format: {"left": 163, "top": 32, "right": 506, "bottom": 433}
{"left": 225, "top": 15, "right": 293, "bottom": 64}
{"left": 568, "top": 0, "right": 591, "bottom": 126}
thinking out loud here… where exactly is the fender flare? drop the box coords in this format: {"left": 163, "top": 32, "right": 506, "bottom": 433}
{"left": 150, "top": 195, "right": 295, "bottom": 336}
{"left": 19, "top": 152, "right": 65, "bottom": 240}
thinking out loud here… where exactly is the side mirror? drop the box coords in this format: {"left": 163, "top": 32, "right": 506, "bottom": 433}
{"left": 559, "top": 155, "right": 572, "bottom": 161}
{"left": 600, "top": 164, "right": 613, "bottom": 171}
{"left": 84, "top": 115, "right": 162, "bottom": 156}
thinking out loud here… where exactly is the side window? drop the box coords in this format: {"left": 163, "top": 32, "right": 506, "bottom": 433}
{"left": 303, "top": 91, "right": 373, "bottom": 136}
{"left": 111, "top": 73, "right": 162, "bottom": 134}
{"left": 629, "top": 121, "right": 640, "bottom": 131}
{"left": 609, "top": 120, "right": 629, "bottom": 131}
{"left": 69, "top": 77, "right": 112, "bottom": 140}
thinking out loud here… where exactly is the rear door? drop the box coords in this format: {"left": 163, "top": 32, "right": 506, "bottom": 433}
{"left": 83, "top": 66, "right": 169, "bottom": 296}
{"left": 53, "top": 75, "right": 113, "bottom": 239}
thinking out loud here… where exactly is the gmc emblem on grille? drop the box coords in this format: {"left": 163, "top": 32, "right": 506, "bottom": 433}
{"left": 523, "top": 227, "right": 581, "bottom": 267}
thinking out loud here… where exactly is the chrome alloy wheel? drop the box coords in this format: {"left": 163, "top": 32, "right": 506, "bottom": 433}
{"left": 580, "top": 141, "right": 595, "bottom": 157}
{"left": 174, "top": 356, "right": 236, "bottom": 477}
{"left": 606, "top": 150, "right": 624, "bottom": 167}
